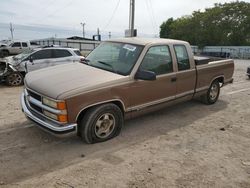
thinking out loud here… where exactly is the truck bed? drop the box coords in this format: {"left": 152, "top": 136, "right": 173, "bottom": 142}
{"left": 194, "top": 56, "right": 224, "bottom": 65}
{"left": 195, "top": 58, "right": 234, "bottom": 94}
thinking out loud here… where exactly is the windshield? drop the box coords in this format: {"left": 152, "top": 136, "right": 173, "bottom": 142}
{"left": 13, "top": 49, "right": 36, "bottom": 60}
{"left": 86, "top": 42, "right": 143, "bottom": 75}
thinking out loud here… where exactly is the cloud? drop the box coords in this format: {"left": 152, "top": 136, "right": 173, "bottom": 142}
{"left": 0, "top": 10, "right": 16, "bottom": 16}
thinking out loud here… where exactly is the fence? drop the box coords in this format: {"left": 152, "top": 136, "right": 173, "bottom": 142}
{"left": 192, "top": 46, "right": 250, "bottom": 59}
{"left": 31, "top": 38, "right": 101, "bottom": 55}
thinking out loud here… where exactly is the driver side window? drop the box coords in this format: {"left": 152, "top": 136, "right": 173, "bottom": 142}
{"left": 12, "top": 42, "right": 21, "bottom": 47}
{"left": 139, "top": 45, "right": 173, "bottom": 75}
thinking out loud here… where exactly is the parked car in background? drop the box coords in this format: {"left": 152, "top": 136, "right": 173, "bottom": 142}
{"left": 0, "top": 47, "right": 84, "bottom": 86}
{"left": 247, "top": 66, "right": 250, "bottom": 79}
{"left": 21, "top": 38, "right": 234, "bottom": 144}
{"left": 0, "top": 40, "right": 40, "bottom": 57}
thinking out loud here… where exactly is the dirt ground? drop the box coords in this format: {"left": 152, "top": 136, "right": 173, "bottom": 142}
{"left": 0, "top": 60, "right": 250, "bottom": 188}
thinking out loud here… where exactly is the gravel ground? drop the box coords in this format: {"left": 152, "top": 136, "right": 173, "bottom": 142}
{"left": 0, "top": 60, "right": 250, "bottom": 188}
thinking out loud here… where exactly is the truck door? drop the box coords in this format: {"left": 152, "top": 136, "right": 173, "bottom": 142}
{"left": 174, "top": 45, "right": 196, "bottom": 99}
{"left": 129, "top": 45, "right": 176, "bottom": 111}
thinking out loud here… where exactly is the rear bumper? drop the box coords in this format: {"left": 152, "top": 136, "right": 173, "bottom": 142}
{"left": 21, "top": 92, "right": 77, "bottom": 135}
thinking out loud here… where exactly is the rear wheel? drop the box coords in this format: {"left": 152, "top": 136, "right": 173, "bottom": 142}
{"left": 79, "top": 103, "right": 123, "bottom": 144}
{"left": 201, "top": 80, "right": 220, "bottom": 105}
{"left": 6, "top": 72, "right": 24, "bottom": 86}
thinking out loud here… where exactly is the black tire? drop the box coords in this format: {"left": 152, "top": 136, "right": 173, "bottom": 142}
{"left": 79, "top": 103, "right": 124, "bottom": 144}
{"left": 6, "top": 72, "right": 24, "bottom": 86}
{"left": 201, "top": 80, "right": 220, "bottom": 105}
{"left": 248, "top": 75, "right": 250, "bottom": 79}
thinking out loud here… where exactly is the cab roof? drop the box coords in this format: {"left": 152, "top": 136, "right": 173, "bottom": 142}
{"left": 106, "top": 37, "right": 189, "bottom": 46}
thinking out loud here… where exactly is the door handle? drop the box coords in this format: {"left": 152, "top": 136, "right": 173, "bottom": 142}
{"left": 171, "top": 77, "right": 177, "bottom": 82}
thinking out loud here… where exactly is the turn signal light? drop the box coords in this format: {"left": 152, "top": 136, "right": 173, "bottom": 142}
{"left": 57, "top": 102, "right": 66, "bottom": 110}
{"left": 58, "top": 114, "right": 68, "bottom": 123}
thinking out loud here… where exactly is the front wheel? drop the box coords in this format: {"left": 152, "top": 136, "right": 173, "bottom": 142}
{"left": 201, "top": 80, "right": 220, "bottom": 105}
{"left": 2, "top": 50, "right": 9, "bottom": 57}
{"left": 79, "top": 103, "right": 124, "bottom": 144}
{"left": 6, "top": 72, "right": 24, "bottom": 86}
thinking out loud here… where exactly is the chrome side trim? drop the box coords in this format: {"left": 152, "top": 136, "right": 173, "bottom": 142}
{"left": 21, "top": 92, "right": 77, "bottom": 133}
{"left": 176, "top": 90, "right": 194, "bottom": 98}
{"left": 127, "top": 95, "right": 175, "bottom": 112}
{"left": 196, "top": 86, "right": 209, "bottom": 92}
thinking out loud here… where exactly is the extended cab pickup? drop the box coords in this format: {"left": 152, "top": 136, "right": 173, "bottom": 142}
{"left": 21, "top": 38, "right": 234, "bottom": 143}
{"left": 0, "top": 41, "right": 38, "bottom": 57}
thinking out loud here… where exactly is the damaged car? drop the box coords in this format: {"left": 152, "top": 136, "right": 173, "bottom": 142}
{"left": 0, "top": 47, "right": 85, "bottom": 86}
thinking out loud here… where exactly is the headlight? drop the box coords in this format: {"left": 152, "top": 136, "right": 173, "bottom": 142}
{"left": 42, "top": 97, "right": 66, "bottom": 110}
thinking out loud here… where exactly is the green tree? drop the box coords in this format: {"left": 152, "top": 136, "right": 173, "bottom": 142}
{"left": 160, "top": 18, "right": 174, "bottom": 38}
{"left": 160, "top": 1, "right": 250, "bottom": 46}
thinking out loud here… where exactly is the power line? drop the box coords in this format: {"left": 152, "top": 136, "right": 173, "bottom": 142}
{"left": 102, "top": 0, "right": 121, "bottom": 31}
{"left": 145, "top": 0, "right": 158, "bottom": 35}
{"left": 32, "top": 0, "right": 75, "bottom": 24}
{"left": 148, "top": 0, "right": 158, "bottom": 29}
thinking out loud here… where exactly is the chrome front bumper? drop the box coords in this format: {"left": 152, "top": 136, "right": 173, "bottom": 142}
{"left": 21, "top": 92, "right": 77, "bottom": 135}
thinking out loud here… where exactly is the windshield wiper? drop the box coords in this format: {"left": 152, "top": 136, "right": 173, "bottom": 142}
{"left": 96, "top": 61, "right": 116, "bottom": 73}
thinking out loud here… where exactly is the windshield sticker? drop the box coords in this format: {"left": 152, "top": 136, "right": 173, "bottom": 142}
{"left": 123, "top": 44, "right": 136, "bottom": 51}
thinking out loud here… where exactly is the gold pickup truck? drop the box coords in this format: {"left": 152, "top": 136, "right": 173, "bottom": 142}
{"left": 21, "top": 38, "right": 234, "bottom": 143}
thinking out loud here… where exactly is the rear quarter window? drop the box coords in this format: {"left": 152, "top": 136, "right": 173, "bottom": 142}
{"left": 53, "top": 49, "right": 72, "bottom": 58}
{"left": 174, "top": 45, "right": 190, "bottom": 71}
{"left": 22, "top": 43, "right": 28, "bottom": 47}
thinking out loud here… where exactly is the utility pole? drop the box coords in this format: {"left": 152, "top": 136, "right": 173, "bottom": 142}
{"left": 80, "top": 22, "right": 86, "bottom": 38}
{"left": 97, "top": 28, "right": 100, "bottom": 36}
{"left": 129, "top": 0, "right": 135, "bottom": 37}
{"left": 10, "top": 22, "right": 14, "bottom": 40}
{"left": 109, "top": 32, "right": 111, "bottom": 39}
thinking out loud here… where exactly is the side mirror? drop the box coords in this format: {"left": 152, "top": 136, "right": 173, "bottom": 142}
{"left": 29, "top": 56, "right": 33, "bottom": 63}
{"left": 135, "top": 69, "right": 156, "bottom": 81}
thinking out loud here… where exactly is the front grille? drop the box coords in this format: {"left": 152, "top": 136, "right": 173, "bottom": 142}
{"left": 30, "top": 102, "right": 43, "bottom": 113}
{"left": 27, "top": 89, "right": 41, "bottom": 101}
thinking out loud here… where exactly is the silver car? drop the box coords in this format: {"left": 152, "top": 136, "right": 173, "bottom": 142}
{"left": 0, "top": 47, "right": 85, "bottom": 86}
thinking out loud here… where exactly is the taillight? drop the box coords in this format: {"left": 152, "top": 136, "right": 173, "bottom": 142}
{"left": 80, "top": 58, "right": 85, "bottom": 63}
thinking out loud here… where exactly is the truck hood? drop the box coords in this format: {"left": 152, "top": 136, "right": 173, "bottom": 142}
{"left": 25, "top": 63, "right": 128, "bottom": 99}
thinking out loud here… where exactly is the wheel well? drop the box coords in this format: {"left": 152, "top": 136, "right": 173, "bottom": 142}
{"left": 76, "top": 101, "right": 125, "bottom": 134}
{"left": 19, "top": 71, "right": 26, "bottom": 78}
{"left": 216, "top": 76, "right": 224, "bottom": 84}
{"left": 2, "top": 49, "right": 9, "bottom": 54}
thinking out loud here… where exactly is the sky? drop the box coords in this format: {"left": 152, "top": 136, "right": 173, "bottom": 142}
{"left": 0, "top": 0, "right": 249, "bottom": 40}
